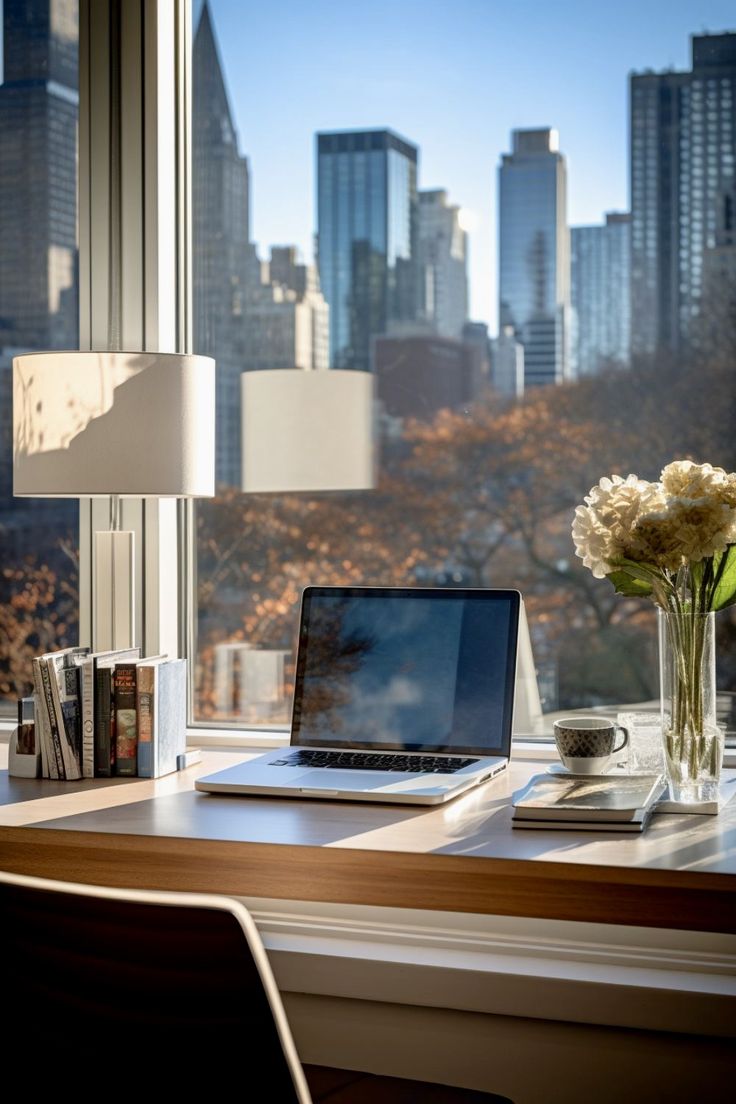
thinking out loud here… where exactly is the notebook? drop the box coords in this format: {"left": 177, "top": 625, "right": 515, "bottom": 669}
{"left": 195, "top": 585, "right": 522, "bottom": 805}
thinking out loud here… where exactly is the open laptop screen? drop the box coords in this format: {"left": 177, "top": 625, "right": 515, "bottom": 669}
{"left": 291, "top": 587, "right": 520, "bottom": 757}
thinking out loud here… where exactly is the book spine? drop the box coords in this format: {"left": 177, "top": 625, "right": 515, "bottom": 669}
{"left": 31, "top": 658, "right": 51, "bottom": 779}
{"left": 60, "top": 661, "right": 84, "bottom": 779}
{"left": 94, "top": 667, "right": 115, "bottom": 777}
{"left": 81, "top": 657, "right": 95, "bottom": 778}
{"left": 40, "top": 659, "right": 64, "bottom": 779}
{"left": 136, "top": 664, "right": 155, "bottom": 778}
{"left": 114, "top": 663, "right": 138, "bottom": 776}
{"left": 48, "top": 655, "right": 81, "bottom": 781}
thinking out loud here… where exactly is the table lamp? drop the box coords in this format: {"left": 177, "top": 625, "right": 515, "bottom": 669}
{"left": 13, "top": 349, "right": 215, "bottom": 650}
{"left": 241, "top": 368, "right": 374, "bottom": 493}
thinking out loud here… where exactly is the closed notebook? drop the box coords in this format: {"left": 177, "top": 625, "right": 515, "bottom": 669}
{"left": 512, "top": 773, "right": 665, "bottom": 823}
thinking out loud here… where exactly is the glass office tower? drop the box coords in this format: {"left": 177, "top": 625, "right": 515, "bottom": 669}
{"left": 630, "top": 33, "right": 736, "bottom": 355}
{"left": 417, "top": 189, "right": 468, "bottom": 339}
{"left": 571, "top": 213, "right": 631, "bottom": 376}
{"left": 317, "top": 129, "right": 418, "bottom": 371}
{"left": 498, "top": 128, "right": 570, "bottom": 387}
{"left": 0, "top": 0, "right": 79, "bottom": 352}
{"left": 192, "top": 1, "right": 251, "bottom": 487}
{"left": 0, "top": 0, "right": 80, "bottom": 685}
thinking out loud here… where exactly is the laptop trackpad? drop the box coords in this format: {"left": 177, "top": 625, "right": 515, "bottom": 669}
{"left": 293, "top": 769, "right": 418, "bottom": 792}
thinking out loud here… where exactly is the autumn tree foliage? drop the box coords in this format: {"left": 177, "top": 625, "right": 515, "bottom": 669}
{"left": 0, "top": 543, "right": 79, "bottom": 701}
{"left": 195, "top": 352, "right": 736, "bottom": 721}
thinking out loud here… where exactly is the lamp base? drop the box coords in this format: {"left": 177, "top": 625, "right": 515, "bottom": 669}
{"left": 94, "top": 530, "right": 136, "bottom": 651}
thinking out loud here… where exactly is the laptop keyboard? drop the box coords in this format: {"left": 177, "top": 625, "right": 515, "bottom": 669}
{"left": 269, "top": 749, "right": 479, "bottom": 773}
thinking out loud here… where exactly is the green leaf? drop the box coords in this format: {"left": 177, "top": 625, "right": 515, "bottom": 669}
{"left": 607, "top": 569, "right": 653, "bottom": 598}
{"left": 710, "top": 546, "right": 736, "bottom": 611}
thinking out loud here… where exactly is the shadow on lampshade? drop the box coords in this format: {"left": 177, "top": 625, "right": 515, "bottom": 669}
{"left": 13, "top": 350, "right": 215, "bottom": 498}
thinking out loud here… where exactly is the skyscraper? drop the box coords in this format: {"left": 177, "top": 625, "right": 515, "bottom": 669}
{"left": 0, "top": 0, "right": 79, "bottom": 351}
{"left": 630, "top": 33, "right": 736, "bottom": 356}
{"left": 417, "top": 189, "right": 468, "bottom": 339}
{"left": 193, "top": 1, "right": 251, "bottom": 487}
{"left": 0, "top": 0, "right": 79, "bottom": 611}
{"left": 317, "top": 129, "right": 418, "bottom": 372}
{"left": 498, "top": 128, "right": 570, "bottom": 387}
{"left": 571, "top": 213, "right": 631, "bottom": 377}
{"left": 244, "top": 246, "right": 329, "bottom": 373}
{"left": 491, "top": 326, "right": 525, "bottom": 399}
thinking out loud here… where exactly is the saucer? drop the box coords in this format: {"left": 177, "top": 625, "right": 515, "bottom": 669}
{"left": 547, "top": 759, "right": 621, "bottom": 778}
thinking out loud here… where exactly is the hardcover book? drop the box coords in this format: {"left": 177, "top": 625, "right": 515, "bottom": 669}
{"left": 114, "top": 663, "right": 139, "bottom": 776}
{"left": 136, "top": 658, "right": 185, "bottom": 778}
{"left": 94, "top": 665, "right": 116, "bottom": 777}
{"left": 40, "top": 653, "right": 71, "bottom": 779}
{"left": 58, "top": 650, "right": 90, "bottom": 778}
{"left": 31, "top": 657, "right": 53, "bottom": 779}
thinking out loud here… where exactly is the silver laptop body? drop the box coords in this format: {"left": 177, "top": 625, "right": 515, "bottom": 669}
{"left": 196, "top": 586, "right": 521, "bottom": 806}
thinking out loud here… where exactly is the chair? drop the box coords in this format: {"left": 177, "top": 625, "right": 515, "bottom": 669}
{"left": 0, "top": 870, "right": 512, "bottom": 1102}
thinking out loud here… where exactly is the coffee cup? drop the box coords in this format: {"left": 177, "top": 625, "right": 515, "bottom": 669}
{"left": 553, "top": 717, "right": 629, "bottom": 775}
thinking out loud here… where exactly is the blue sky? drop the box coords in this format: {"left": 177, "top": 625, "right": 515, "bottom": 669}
{"left": 0, "top": 2, "right": 732, "bottom": 328}
{"left": 210, "top": 2, "right": 730, "bottom": 329}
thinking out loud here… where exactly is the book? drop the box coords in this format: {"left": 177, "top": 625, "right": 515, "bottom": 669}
{"left": 512, "top": 817, "right": 650, "bottom": 833}
{"left": 137, "top": 658, "right": 186, "bottom": 778}
{"left": 58, "top": 653, "right": 86, "bottom": 778}
{"left": 114, "top": 662, "right": 139, "bottom": 776}
{"left": 80, "top": 648, "right": 140, "bottom": 778}
{"left": 31, "top": 657, "right": 52, "bottom": 779}
{"left": 39, "top": 654, "right": 69, "bottom": 778}
{"left": 135, "top": 656, "right": 168, "bottom": 777}
{"left": 512, "top": 773, "right": 666, "bottom": 829}
{"left": 94, "top": 664, "right": 117, "bottom": 777}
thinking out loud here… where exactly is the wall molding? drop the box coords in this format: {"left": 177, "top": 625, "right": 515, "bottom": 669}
{"left": 241, "top": 896, "right": 736, "bottom": 1038}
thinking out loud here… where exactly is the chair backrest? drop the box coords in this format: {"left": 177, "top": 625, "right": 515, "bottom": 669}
{"left": 0, "top": 870, "right": 311, "bottom": 1101}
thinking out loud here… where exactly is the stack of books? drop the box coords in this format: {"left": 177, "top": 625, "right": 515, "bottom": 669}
{"left": 31, "top": 647, "right": 186, "bottom": 781}
{"left": 511, "top": 773, "right": 666, "bottom": 832}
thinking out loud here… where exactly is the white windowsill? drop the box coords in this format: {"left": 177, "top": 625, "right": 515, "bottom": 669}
{"left": 246, "top": 895, "right": 736, "bottom": 1038}
{"left": 184, "top": 727, "right": 560, "bottom": 757}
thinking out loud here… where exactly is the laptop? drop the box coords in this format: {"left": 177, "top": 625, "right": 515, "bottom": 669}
{"left": 195, "top": 585, "right": 521, "bottom": 806}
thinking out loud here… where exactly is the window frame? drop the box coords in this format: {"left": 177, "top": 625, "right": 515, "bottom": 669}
{"left": 77, "top": 0, "right": 189, "bottom": 665}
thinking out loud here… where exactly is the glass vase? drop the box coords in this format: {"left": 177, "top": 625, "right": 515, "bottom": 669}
{"left": 658, "top": 609, "right": 723, "bottom": 803}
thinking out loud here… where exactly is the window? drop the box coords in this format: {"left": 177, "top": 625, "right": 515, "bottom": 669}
{"left": 0, "top": 0, "right": 79, "bottom": 710}
{"left": 189, "top": 2, "right": 736, "bottom": 734}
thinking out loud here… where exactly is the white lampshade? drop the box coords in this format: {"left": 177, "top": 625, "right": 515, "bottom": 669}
{"left": 13, "top": 350, "right": 215, "bottom": 497}
{"left": 241, "top": 369, "right": 374, "bottom": 493}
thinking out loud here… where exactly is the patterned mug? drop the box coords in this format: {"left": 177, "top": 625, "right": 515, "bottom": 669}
{"left": 553, "top": 717, "right": 629, "bottom": 775}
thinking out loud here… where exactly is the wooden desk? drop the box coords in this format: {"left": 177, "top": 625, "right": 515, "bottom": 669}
{"left": 1, "top": 748, "right": 735, "bottom": 934}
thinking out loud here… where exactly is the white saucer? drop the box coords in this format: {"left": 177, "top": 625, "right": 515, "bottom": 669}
{"left": 547, "top": 760, "right": 621, "bottom": 778}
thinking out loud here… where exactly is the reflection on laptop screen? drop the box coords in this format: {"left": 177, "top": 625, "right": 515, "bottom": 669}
{"left": 292, "top": 588, "right": 519, "bottom": 756}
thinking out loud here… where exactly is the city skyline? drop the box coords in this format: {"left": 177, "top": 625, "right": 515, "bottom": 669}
{"left": 199, "top": 0, "right": 735, "bottom": 329}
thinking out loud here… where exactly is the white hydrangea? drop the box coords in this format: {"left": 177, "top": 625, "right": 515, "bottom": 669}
{"left": 571, "top": 474, "right": 665, "bottom": 577}
{"left": 636, "top": 498, "right": 736, "bottom": 568}
{"left": 573, "top": 463, "right": 736, "bottom": 581}
{"left": 660, "top": 460, "right": 730, "bottom": 501}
